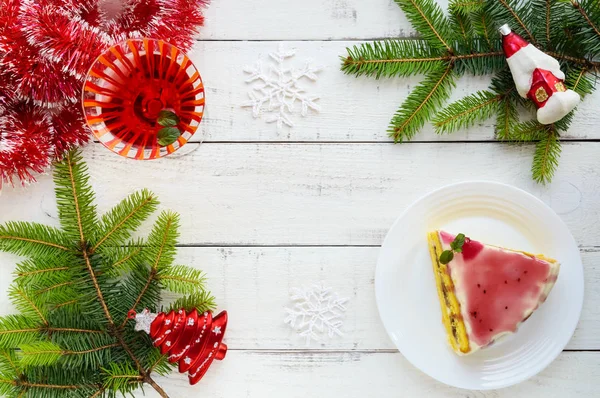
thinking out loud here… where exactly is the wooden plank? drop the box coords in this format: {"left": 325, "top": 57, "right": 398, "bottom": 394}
{"left": 170, "top": 247, "right": 600, "bottom": 351}
{"left": 0, "top": 142, "right": 598, "bottom": 246}
{"left": 143, "top": 351, "right": 600, "bottom": 397}
{"left": 187, "top": 40, "right": 600, "bottom": 142}
{"left": 0, "top": 247, "right": 597, "bottom": 350}
{"left": 199, "top": 0, "right": 414, "bottom": 40}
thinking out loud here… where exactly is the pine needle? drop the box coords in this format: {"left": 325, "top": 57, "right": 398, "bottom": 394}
{"left": 532, "top": 129, "right": 562, "bottom": 184}
{"left": 503, "top": 120, "right": 548, "bottom": 142}
{"left": 341, "top": 40, "right": 446, "bottom": 78}
{"left": 53, "top": 150, "right": 97, "bottom": 245}
{"left": 0, "top": 222, "right": 71, "bottom": 258}
{"left": 390, "top": 64, "right": 455, "bottom": 141}
{"left": 450, "top": 0, "right": 484, "bottom": 14}
{"left": 395, "top": 0, "right": 454, "bottom": 51}
{"left": 158, "top": 265, "right": 207, "bottom": 295}
{"left": 0, "top": 150, "right": 215, "bottom": 397}
{"left": 167, "top": 292, "right": 217, "bottom": 315}
{"left": 565, "top": 65, "right": 595, "bottom": 97}
{"left": 339, "top": 0, "right": 599, "bottom": 184}
{"left": 91, "top": 189, "right": 159, "bottom": 253}
{"left": 434, "top": 90, "right": 501, "bottom": 133}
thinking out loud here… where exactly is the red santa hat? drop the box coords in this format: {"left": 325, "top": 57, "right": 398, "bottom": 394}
{"left": 499, "top": 24, "right": 580, "bottom": 125}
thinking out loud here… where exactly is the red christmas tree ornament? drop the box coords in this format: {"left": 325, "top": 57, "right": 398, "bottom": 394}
{"left": 0, "top": 0, "right": 210, "bottom": 188}
{"left": 129, "top": 308, "right": 228, "bottom": 385}
{"left": 499, "top": 24, "right": 580, "bottom": 125}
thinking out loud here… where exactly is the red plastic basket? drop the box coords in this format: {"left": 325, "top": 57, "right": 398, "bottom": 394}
{"left": 82, "top": 38, "right": 205, "bottom": 159}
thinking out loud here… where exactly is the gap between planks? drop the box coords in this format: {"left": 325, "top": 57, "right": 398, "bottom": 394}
{"left": 222, "top": 348, "right": 600, "bottom": 353}
{"left": 195, "top": 38, "right": 417, "bottom": 42}
{"left": 91, "top": 139, "right": 600, "bottom": 145}
{"left": 171, "top": 244, "right": 600, "bottom": 250}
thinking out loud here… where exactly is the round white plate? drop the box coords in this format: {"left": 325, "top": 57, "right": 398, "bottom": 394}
{"left": 375, "top": 181, "right": 584, "bottom": 390}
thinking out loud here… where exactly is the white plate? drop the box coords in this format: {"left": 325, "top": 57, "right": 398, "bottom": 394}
{"left": 375, "top": 181, "right": 584, "bottom": 390}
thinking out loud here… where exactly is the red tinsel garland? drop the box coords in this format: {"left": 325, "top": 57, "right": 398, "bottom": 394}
{"left": 0, "top": 0, "right": 209, "bottom": 188}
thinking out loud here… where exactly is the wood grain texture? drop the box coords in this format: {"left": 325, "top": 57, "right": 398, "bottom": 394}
{"left": 140, "top": 351, "right": 600, "bottom": 397}
{"left": 187, "top": 41, "right": 600, "bottom": 142}
{"left": 0, "top": 246, "right": 595, "bottom": 350}
{"left": 199, "top": 0, "right": 413, "bottom": 40}
{"left": 1, "top": 1, "right": 598, "bottom": 392}
{"left": 1, "top": 143, "right": 597, "bottom": 246}
{"left": 0, "top": 244, "right": 595, "bottom": 394}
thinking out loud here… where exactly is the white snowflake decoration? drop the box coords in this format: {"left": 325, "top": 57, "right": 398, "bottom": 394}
{"left": 284, "top": 282, "right": 349, "bottom": 346}
{"left": 242, "top": 45, "right": 321, "bottom": 128}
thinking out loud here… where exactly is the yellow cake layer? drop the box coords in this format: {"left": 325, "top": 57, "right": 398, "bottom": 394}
{"left": 427, "top": 231, "right": 471, "bottom": 354}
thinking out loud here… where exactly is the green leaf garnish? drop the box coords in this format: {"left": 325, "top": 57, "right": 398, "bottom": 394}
{"left": 157, "top": 126, "right": 181, "bottom": 146}
{"left": 439, "top": 233, "right": 467, "bottom": 264}
{"left": 157, "top": 110, "right": 180, "bottom": 127}
{"left": 439, "top": 250, "right": 454, "bottom": 264}
{"left": 450, "top": 233, "right": 465, "bottom": 251}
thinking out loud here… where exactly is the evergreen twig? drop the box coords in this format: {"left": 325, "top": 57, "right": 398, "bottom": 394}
{"left": 340, "top": 0, "right": 600, "bottom": 183}
{"left": 0, "top": 150, "right": 217, "bottom": 398}
{"left": 533, "top": 128, "right": 562, "bottom": 184}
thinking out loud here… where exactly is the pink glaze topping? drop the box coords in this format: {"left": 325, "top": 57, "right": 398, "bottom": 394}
{"left": 440, "top": 231, "right": 555, "bottom": 347}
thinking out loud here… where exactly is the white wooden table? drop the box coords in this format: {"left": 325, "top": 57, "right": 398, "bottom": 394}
{"left": 1, "top": 1, "right": 600, "bottom": 396}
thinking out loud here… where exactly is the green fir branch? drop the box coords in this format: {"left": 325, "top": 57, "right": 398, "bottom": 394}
{"left": 142, "top": 211, "right": 180, "bottom": 272}
{"left": 532, "top": 128, "right": 562, "bottom": 184}
{"left": 341, "top": 40, "right": 446, "bottom": 78}
{"left": 100, "top": 242, "right": 144, "bottom": 277}
{"left": 449, "top": 4, "right": 474, "bottom": 40}
{"left": 530, "top": 0, "right": 575, "bottom": 50}
{"left": 569, "top": 0, "right": 600, "bottom": 55}
{"left": 503, "top": 120, "right": 548, "bottom": 142}
{"left": 451, "top": 39, "right": 505, "bottom": 75}
{"left": 10, "top": 365, "right": 101, "bottom": 397}
{"left": 565, "top": 65, "right": 595, "bottom": 97}
{"left": 0, "top": 350, "right": 20, "bottom": 374}
{"left": 394, "top": 0, "right": 454, "bottom": 51}
{"left": 495, "top": 97, "right": 519, "bottom": 140}
{"left": 339, "top": 0, "right": 599, "bottom": 184}
{"left": 167, "top": 292, "right": 217, "bottom": 315}
{"left": 117, "top": 264, "right": 162, "bottom": 326}
{"left": 471, "top": 10, "right": 496, "bottom": 49}
{"left": 485, "top": 0, "right": 536, "bottom": 44}
{"left": 18, "top": 337, "right": 119, "bottom": 370}
{"left": 14, "top": 255, "right": 73, "bottom": 287}
{"left": 450, "top": 0, "right": 484, "bottom": 14}
{"left": 17, "top": 342, "right": 62, "bottom": 368}
{"left": 390, "top": 64, "right": 455, "bottom": 141}
{"left": 91, "top": 189, "right": 159, "bottom": 254}
{"left": 102, "top": 362, "right": 143, "bottom": 394}
{"left": 53, "top": 151, "right": 97, "bottom": 245}
{"left": 9, "top": 287, "right": 48, "bottom": 326}
{"left": 158, "top": 265, "right": 207, "bottom": 294}
{"left": 144, "top": 349, "right": 174, "bottom": 377}
{"left": 0, "top": 222, "right": 71, "bottom": 257}
{"left": 0, "top": 316, "right": 43, "bottom": 349}
{"left": 0, "top": 150, "right": 217, "bottom": 397}
{"left": 433, "top": 90, "right": 502, "bottom": 134}
{"left": 121, "top": 211, "right": 181, "bottom": 325}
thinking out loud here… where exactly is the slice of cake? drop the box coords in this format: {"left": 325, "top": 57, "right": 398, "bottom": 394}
{"left": 428, "top": 230, "right": 560, "bottom": 355}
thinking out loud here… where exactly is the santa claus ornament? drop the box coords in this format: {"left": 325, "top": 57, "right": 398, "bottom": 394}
{"left": 129, "top": 308, "right": 228, "bottom": 385}
{"left": 499, "top": 24, "right": 580, "bottom": 125}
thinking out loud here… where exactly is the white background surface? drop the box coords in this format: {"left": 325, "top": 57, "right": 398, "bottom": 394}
{"left": 1, "top": 0, "right": 599, "bottom": 396}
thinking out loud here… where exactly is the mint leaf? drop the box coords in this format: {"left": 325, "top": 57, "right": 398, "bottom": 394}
{"left": 157, "top": 110, "right": 180, "bottom": 127}
{"left": 451, "top": 233, "right": 466, "bottom": 251}
{"left": 439, "top": 250, "right": 454, "bottom": 265}
{"left": 157, "top": 127, "right": 181, "bottom": 146}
